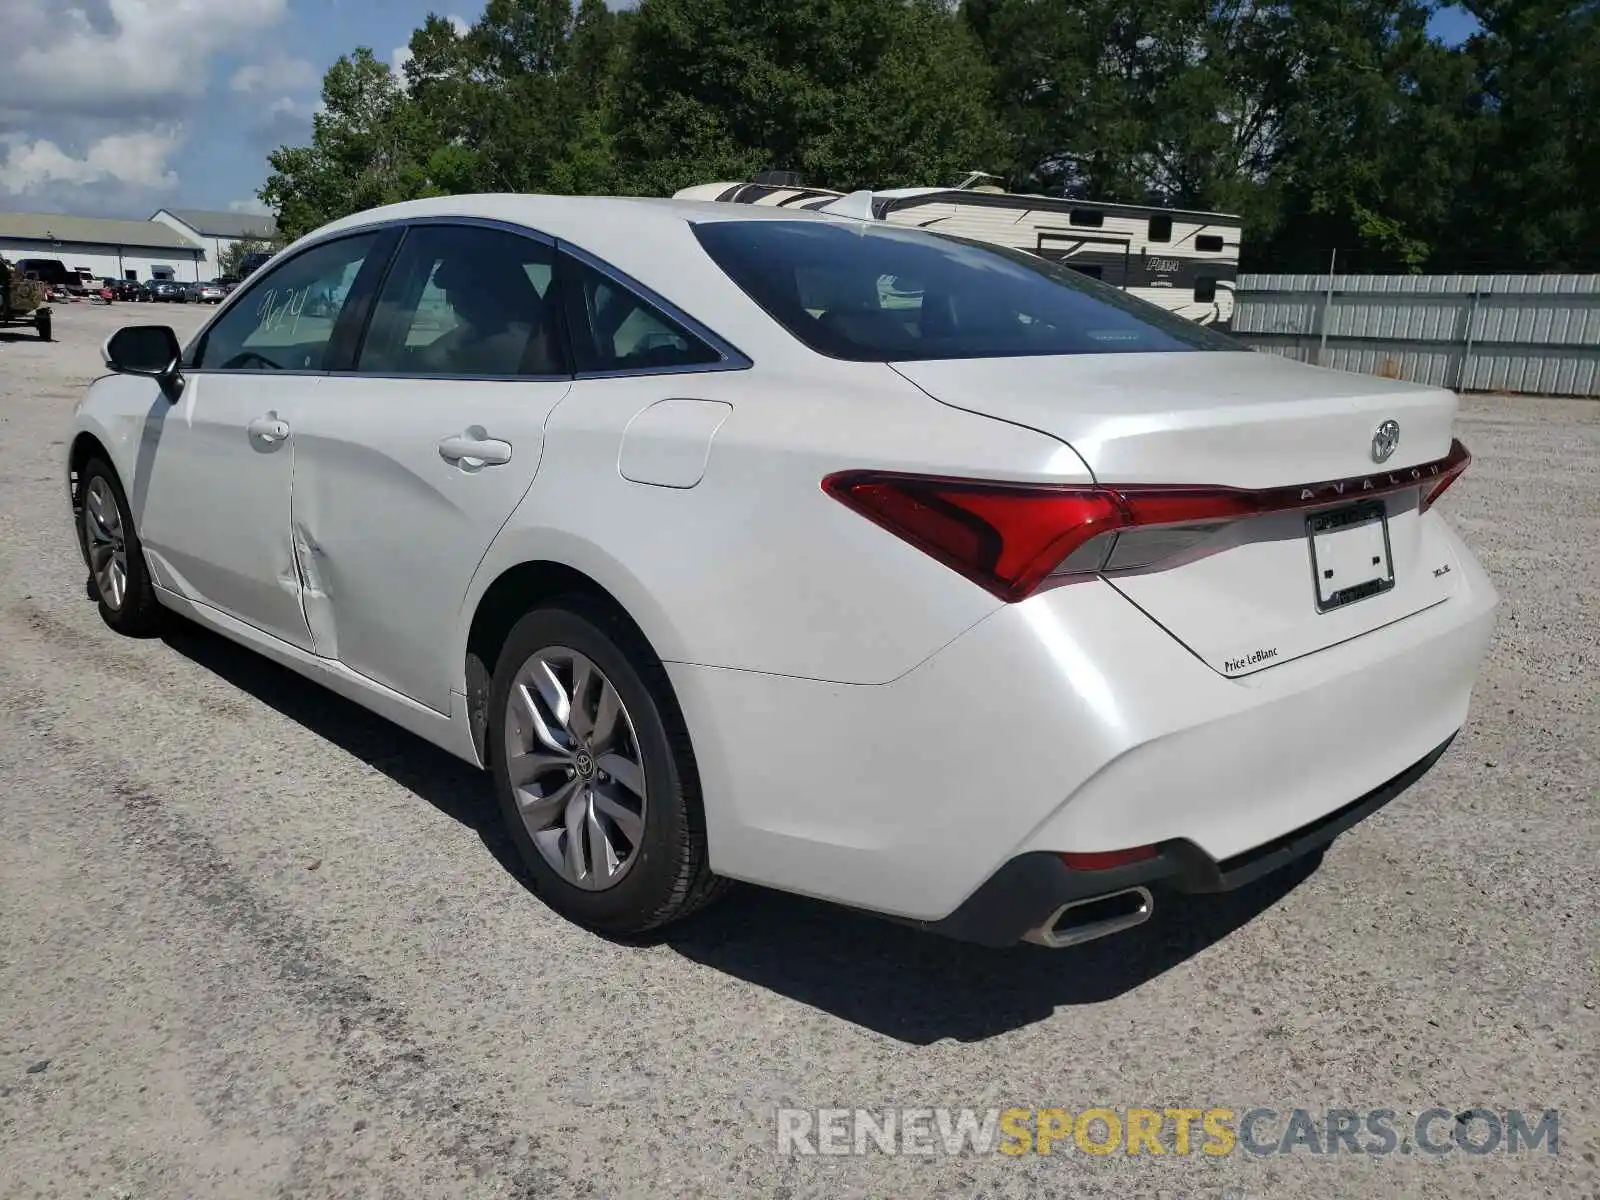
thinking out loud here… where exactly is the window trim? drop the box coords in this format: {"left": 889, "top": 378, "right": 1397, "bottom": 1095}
{"left": 182, "top": 228, "right": 398, "bottom": 376}
{"left": 556, "top": 239, "right": 752, "bottom": 379}
{"left": 342, "top": 218, "right": 574, "bottom": 382}
{"left": 212, "top": 213, "right": 752, "bottom": 382}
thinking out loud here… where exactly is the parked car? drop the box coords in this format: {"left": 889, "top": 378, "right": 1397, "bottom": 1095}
{"left": 102, "top": 279, "right": 150, "bottom": 302}
{"left": 66, "top": 196, "right": 1497, "bottom": 948}
{"left": 194, "top": 281, "right": 227, "bottom": 304}
{"left": 147, "top": 279, "right": 188, "bottom": 302}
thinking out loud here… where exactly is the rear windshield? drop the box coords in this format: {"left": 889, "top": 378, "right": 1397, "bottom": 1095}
{"left": 692, "top": 219, "right": 1241, "bottom": 361}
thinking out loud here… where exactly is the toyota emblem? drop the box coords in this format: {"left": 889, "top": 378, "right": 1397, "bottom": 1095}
{"left": 1371, "top": 419, "right": 1400, "bottom": 464}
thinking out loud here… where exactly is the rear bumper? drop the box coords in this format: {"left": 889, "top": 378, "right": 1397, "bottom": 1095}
{"left": 919, "top": 734, "right": 1455, "bottom": 947}
{"left": 670, "top": 517, "right": 1497, "bottom": 925}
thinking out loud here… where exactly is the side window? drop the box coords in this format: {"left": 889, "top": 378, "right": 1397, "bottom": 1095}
{"left": 193, "top": 233, "right": 379, "bottom": 371}
{"left": 560, "top": 254, "right": 722, "bottom": 374}
{"left": 1148, "top": 214, "right": 1172, "bottom": 242}
{"left": 1195, "top": 234, "right": 1225, "bottom": 252}
{"left": 357, "top": 224, "right": 567, "bottom": 377}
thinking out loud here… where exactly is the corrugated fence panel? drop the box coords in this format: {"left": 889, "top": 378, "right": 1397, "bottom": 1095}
{"left": 1233, "top": 273, "right": 1600, "bottom": 396}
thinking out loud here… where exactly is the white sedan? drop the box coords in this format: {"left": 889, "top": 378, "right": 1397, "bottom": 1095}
{"left": 66, "top": 195, "right": 1497, "bottom": 947}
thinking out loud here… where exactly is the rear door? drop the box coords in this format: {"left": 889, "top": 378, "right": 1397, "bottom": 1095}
{"left": 287, "top": 220, "right": 573, "bottom": 713}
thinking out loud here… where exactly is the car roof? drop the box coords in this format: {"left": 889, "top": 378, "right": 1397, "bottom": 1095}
{"left": 309, "top": 192, "right": 847, "bottom": 240}
{"left": 296, "top": 194, "right": 877, "bottom": 370}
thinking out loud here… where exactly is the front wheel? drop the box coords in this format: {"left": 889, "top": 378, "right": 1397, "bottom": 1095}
{"left": 488, "top": 604, "right": 726, "bottom": 936}
{"left": 78, "top": 459, "right": 162, "bottom": 636}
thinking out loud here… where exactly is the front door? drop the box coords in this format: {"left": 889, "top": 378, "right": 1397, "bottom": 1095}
{"left": 289, "top": 221, "right": 573, "bottom": 712}
{"left": 136, "top": 229, "right": 390, "bottom": 649}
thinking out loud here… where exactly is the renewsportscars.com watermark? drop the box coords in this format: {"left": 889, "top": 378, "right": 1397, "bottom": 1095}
{"left": 776, "top": 1107, "right": 1560, "bottom": 1158}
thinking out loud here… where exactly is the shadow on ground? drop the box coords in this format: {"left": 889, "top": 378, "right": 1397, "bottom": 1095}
{"left": 163, "top": 617, "right": 1323, "bottom": 1045}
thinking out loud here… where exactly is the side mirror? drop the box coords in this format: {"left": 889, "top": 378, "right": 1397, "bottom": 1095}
{"left": 104, "top": 325, "right": 183, "bottom": 381}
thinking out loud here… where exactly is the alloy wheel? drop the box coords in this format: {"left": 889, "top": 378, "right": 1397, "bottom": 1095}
{"left": 83, "top": 477, "right": 128, "bottom": 611}
{"left": 503, "top": 646, "right": 648, "bottom": 891}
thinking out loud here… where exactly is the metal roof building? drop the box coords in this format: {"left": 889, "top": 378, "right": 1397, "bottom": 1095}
{"left": 0, "top": 211, "right": 204, "bottom": 283}
{"left": 150, "top": 208, "right": 277, "bottom": 275}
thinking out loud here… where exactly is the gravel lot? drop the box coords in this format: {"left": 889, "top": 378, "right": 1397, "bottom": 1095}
{"left": 1, "top": 301, "right": 1595, "bottom": 1199}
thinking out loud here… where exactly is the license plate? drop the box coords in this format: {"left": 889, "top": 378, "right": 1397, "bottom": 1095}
{"left": 1307, "top": 501, "right": 1395, "bottom": 612}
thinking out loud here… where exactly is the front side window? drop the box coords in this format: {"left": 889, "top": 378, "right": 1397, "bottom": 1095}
{"left": 192, "top": 233, "right": 379, "bottom": 371}
{"left": 693, "top": 219, "right": 1241, "bottom": 362}
{"left": 357, "top": 224, "right": 567, "bottom": 377}
{"left": 560, "top": 254, "right": 722, "bottom": 374}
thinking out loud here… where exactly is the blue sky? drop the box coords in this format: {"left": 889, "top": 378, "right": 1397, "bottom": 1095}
{"left": 1, "top": 0, "right": 1481, "bottom": 222}
{"left": 0, "top": 0, "right": 497, "bottom": 218}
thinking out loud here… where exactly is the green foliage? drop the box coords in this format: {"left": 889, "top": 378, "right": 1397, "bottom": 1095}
{"left": 218, "top": 236, "right": 274, "bottom": 279}
{"left": 255, "top": 0, "right": 1600, "bottom": 271}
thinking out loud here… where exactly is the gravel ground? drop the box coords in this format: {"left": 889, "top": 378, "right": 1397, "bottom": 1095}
{"left": 0, "top": 301, "right": 1595, "bottom": 1200}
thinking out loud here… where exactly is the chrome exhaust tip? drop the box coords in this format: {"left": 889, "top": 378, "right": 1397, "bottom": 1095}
{"left": 1022, "top": 886, "right": 1154, "bottom": 949}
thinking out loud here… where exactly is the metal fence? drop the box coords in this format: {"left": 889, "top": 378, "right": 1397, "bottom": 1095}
{"left": 1232, "top": 273, "right": 1600, "bottom": 397}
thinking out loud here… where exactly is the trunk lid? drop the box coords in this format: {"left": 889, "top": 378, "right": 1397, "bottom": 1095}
{"left": 891, "top": 351, "right": 1466, "bottom": 677}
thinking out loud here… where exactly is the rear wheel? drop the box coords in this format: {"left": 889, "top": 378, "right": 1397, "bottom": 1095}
{"left": 488, "top": 603, "right": 725, "bottom": 936}
{"left": 79, "top": 459, "right": 162, "bottom": 636}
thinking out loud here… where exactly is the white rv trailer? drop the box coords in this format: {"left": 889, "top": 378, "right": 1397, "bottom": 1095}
{"left": 673, "top": 180, "right": 1244, "bottom": 328}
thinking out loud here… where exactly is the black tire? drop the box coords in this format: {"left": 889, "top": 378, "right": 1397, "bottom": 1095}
{"left": 78, "top": 458, "right": 163, "bottom": 637}
{"left": 37, "top": 313, "right": 51, "bottom": 341}
{"left": 488, "top": 601, "right": 727, "bottom": 936}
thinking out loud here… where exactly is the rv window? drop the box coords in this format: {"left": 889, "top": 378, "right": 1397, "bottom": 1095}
{"left": 1069, "top": 210, "right": 1104, "bottom": 228}
{"left": 1148, "top": 215, "right": 1172, "bottom": 242}
{"left": 1196, "top": 234, "right": 1225, "bottom": 252}
{"left": 1194, "top": 277, "right": 1218, "bottom": 303}
{"left": 692, "top": 219, "right": 1242, "bottom": 362}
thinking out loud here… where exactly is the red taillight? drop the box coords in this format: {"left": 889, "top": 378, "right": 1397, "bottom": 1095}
{"left": 820, "top": 474, "right": 1126, "bottom": 601}
{"left": 1419, "top": 440, "right": 1472, "bottom": 512}
{"left": 1060, "top": 845, "right": 1159, "bottom": 871}
{"left": 823, "top": 439, "right": 1472, "bottom": 602}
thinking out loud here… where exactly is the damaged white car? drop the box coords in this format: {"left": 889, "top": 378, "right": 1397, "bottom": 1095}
{"left": 67, "top": 194, "right": 1497, "bottom": 948}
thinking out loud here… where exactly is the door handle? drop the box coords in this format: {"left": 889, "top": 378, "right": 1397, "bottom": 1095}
{"left": 438, "top": 433, "right": 513, "bottom": 468}
{"left": 247, "top": 414, "right": 290, "bottom": 443}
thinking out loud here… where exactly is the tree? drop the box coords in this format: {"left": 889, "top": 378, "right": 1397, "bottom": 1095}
{"left": 251, "top": 0, "right": 1600, "bottom": 274}
{"left": 613, "top": 0, "right": 1004, "bottom": 195}
{"left": 218, "top": 236, "right": 273, "bottom": 279}
{"left": 261, "top": 48, "right": 435, "bottom": 239}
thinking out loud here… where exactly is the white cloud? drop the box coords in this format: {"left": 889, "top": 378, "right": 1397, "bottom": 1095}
{"left": 231, "top": 56, "right": 319, "bottom": 96}
{"left": 0, "top": 0, "right": 291, "bottom": 212}
{"left": 0, "top": 128, "right": 183, "bottom": 195}
{"left": 1, "top": 0, "right": 290, "bottom": 118}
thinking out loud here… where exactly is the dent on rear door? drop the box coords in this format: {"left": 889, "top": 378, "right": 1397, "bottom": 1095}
{"left": 288, "top": 376, "right": 567, "bottom": 713}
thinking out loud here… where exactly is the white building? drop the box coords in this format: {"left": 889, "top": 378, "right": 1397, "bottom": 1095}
{"left": 149, "top": 208, "right": 276, "bottom": 276}
{"left": 0, "top": 211, "right": 204, "bottom": 284}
